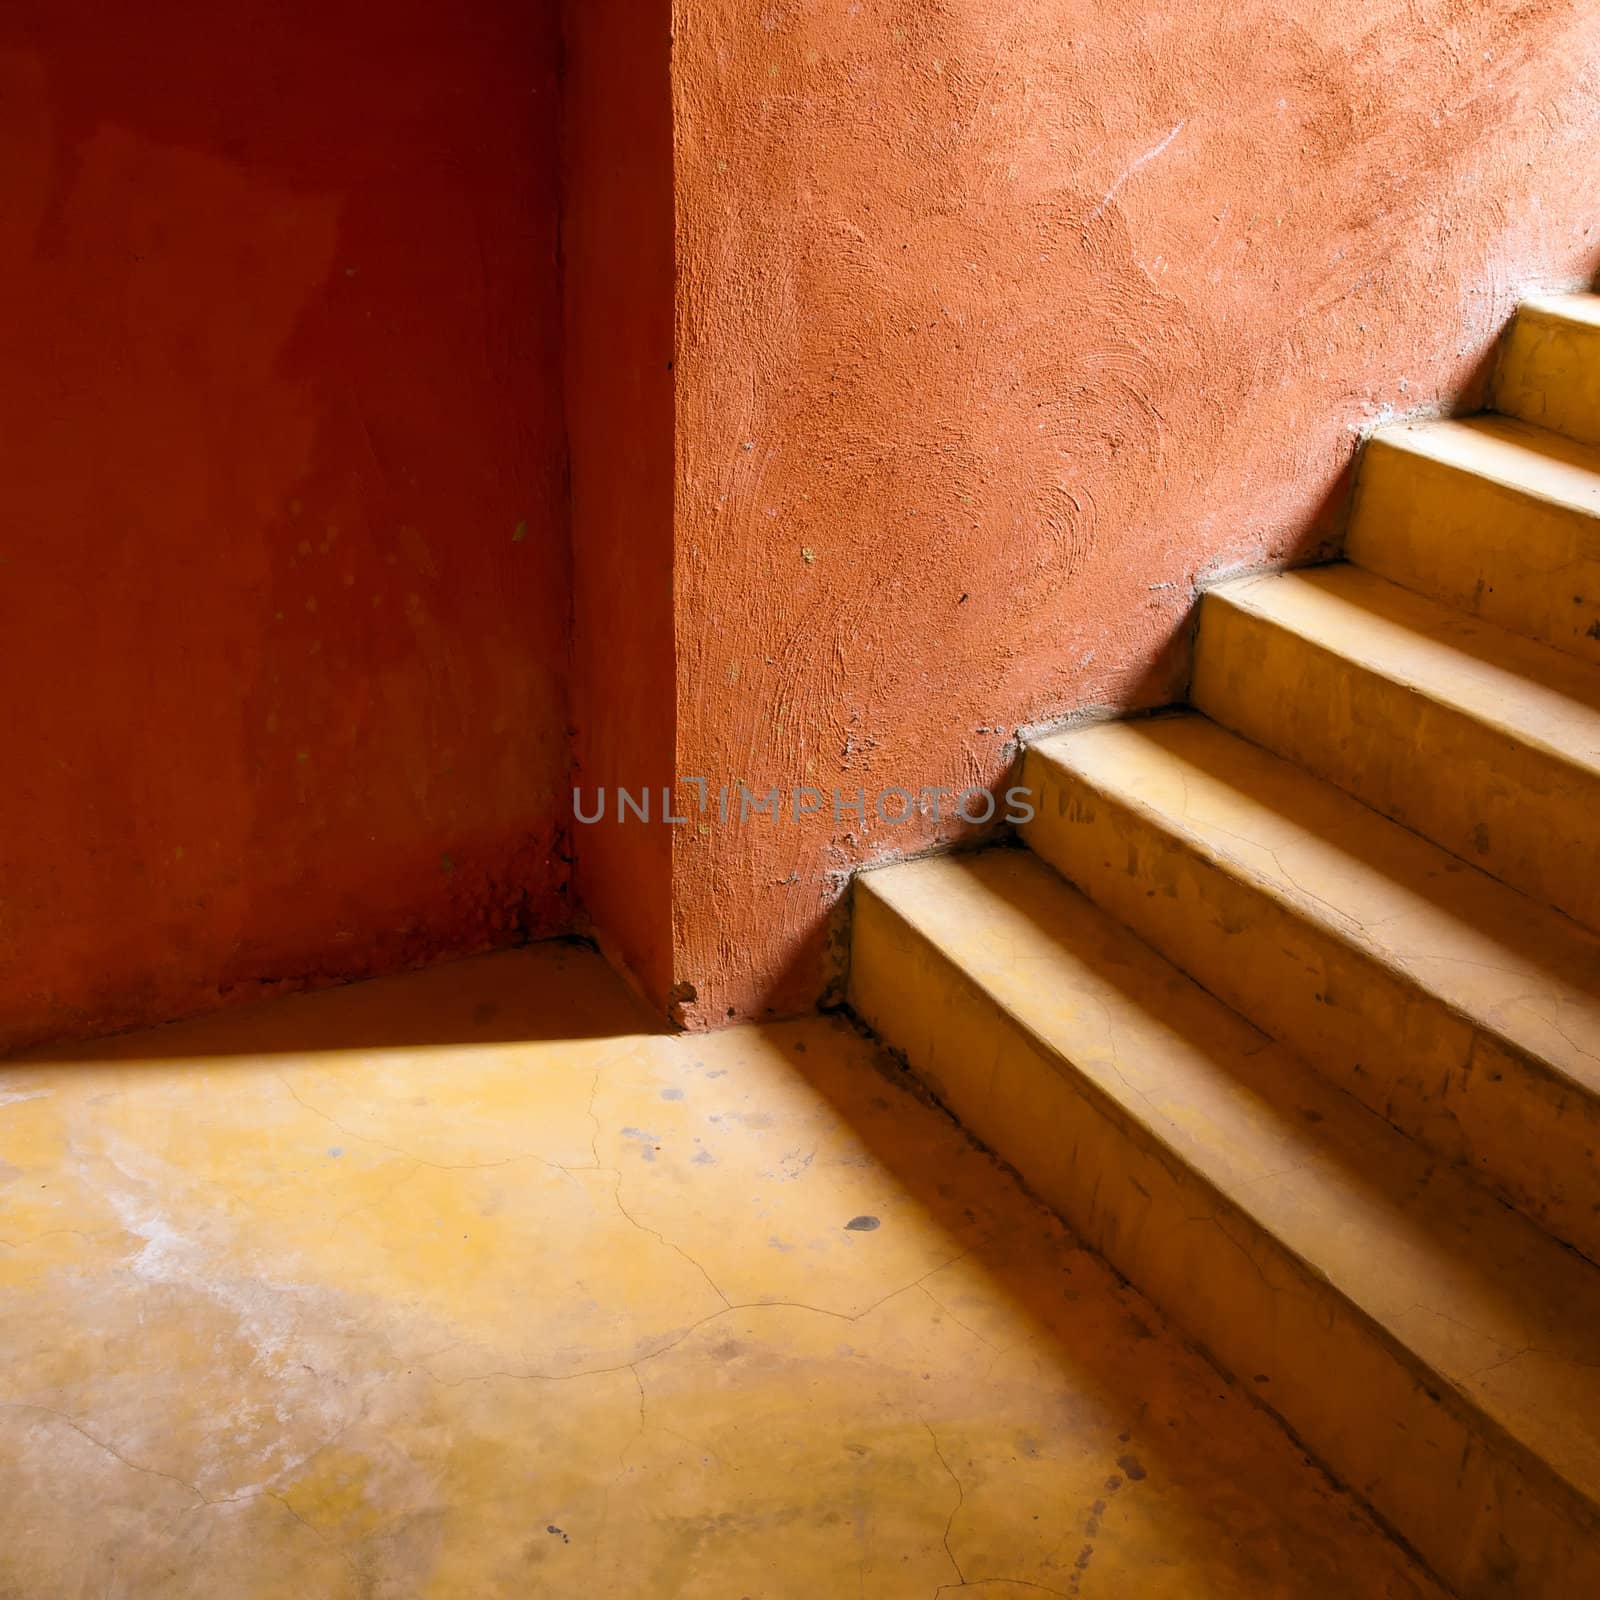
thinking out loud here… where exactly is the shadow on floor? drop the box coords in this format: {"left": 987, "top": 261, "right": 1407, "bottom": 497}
{"left": 16, "top": 938, "right": 666, "bottom": 1064}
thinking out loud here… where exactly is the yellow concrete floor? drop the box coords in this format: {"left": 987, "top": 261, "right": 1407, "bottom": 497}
{"left": 0, "top": 942, "right": 1440, "bottom": 1598}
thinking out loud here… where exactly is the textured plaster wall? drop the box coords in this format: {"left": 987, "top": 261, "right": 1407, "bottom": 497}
{"left": 0, "top": 1, "right": 570, "bottom": 1051}
{"left": 7, "top": 0, "right": 1599, "bottom": 1047}
{"left": 668, "top": 0, "right": 1600, "bottom": 1026}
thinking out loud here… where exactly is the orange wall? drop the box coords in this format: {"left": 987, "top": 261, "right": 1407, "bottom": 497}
{"left": 0, "top": 1, "right": 571, "bottom": 1051}
{"left": 8, "top": 2, "right": 1600, "bottom": 1046}
{"left": 666, "top": 0, "right": 1600, "bottom": 1025}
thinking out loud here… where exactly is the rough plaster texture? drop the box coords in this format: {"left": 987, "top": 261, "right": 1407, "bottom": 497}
{"left": 8, "top": 1, "right": 1600, "bottom": 1048}
{"left": 0, "top": 1, "right": 571, "bottom": 1052}
{"left": 667, "top": 0, "right": 1600, "bottom": 1024}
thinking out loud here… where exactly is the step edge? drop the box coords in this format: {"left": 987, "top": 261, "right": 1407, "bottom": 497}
{"left": 1021, "top": 728, "right": 1600, "bottom": 1109}
{"left": 1513, "top": 292, "right": 1600, "bottom": 329}
{"left": 1198, "top": 573, "right": 1600, "bottom": 785}
{"left": 1363, "top": 422, "right": 1600, "bottom": 524}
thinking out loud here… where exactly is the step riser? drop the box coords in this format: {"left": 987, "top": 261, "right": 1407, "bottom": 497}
{"left": 850, "top": 879, "right": 1599, "bottom": 1600}
{"left": 1348, "top": 438, "right": 1600, "bottom": 666}
{"left": 1191, "top": 592, "right": 1600, "bottom": 933}
{"left": 1493, "top": 306, "right": 1600, "bottom": 448}
{"left": 1020, "top": 744, "right": 1600, "bottom": 1263}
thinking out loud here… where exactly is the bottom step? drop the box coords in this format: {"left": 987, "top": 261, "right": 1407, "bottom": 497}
{"left": 849, "top": 849, "right": 1600, "bottom": 1600}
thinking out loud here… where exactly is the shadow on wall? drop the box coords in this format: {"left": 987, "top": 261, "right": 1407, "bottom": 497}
{"left": 665, "top": 340, "right": 1565, "bottom": 1030}
{"left": 749, "top": 311, "right": 1539, "bottom": 1025}
{"left": 665, "top": 0, "right": 1600, "bottom": 1028}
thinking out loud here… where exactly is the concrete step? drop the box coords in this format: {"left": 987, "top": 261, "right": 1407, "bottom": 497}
{"left": 1348, "top": 415, "right": 1600, "bottom": 666}
{"left": 849, "top": 848, "right": 1600, "bottom": 1600}
{"left": 1020, "top": 712, "right": 1600, "bottom": 1262}
{"left": 1191, "top": 562, "right": 1600, "bottom": 933}
{"left": 1491, "top": 292, "right": 1600, "bottom": 448}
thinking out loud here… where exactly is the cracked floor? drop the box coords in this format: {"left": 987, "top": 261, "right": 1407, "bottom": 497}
{"left": 1, "top": 941, "right": 1439, "bottom": 1598}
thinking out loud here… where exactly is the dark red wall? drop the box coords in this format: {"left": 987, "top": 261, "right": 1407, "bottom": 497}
{"left": 0, "top": 2, "right": 571, "bottom": 1050}
{"left": 560, "top": 0, "right": 678, "bottom": 1009}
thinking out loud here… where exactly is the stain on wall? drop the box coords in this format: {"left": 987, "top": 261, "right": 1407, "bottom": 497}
{"left": 667, "top": 0, "right": 1600, "bottom": 1025}
{"left": 0, "top": 1, "right": 570, "bottom": 1051}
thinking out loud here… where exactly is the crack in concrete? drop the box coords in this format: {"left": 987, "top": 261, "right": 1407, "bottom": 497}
{"left": 1206, "top": 1208, "right": 1288, "bottom": 1296}
{"left": 0, "top": 1224, "right": 120, "bottom": 1252}
{"left": 2, "top": 1401, "right": 216, "bottom": 1503}
{"left": 934, "top": 1576, "right": 1075, "bottom": 1597}
{"left": 322, "top": 1160, "right": 427, "bottom": 1238}
{"left": 1085, "top": 994, "right": 1172, "bottom": 1130}
{"left": 275, "top": 1073, "right": 566, "bottom": 1175}
{"left": 1172, "top": 775, "right": 1365, "bottom": 935}
{"left": 2, "top": 1392, "right": 365, "bottom": 1586}
{"left": 603, "top": 1168, "right": 732, "bottom": 1310}
{"left": 258, "top": 1487, "right": 365, "bottom": 1582}
{"left": 918, "top": 1282, "right": 1001, "bottom": 1355}
{"left": 586, "top": 1068, "right": 604, "bottom": 1167}
{"left": 421, "top": 1254, "right": 970, "bottom": 1389}
{"left": 924, "top": 1421, "right": 966, "bottom": 1588}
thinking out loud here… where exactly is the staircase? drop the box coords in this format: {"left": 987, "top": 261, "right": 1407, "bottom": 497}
{"left": 848, "top": 293, "right": 1600, "bottom": 1598}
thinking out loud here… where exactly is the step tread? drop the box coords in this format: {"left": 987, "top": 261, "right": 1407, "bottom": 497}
{"left": 1369, "top": 414, "right": 1600, "bottom": 526}
{"left": 1028, "top": 712, "right": 1600, "bottom": 1103}
{"left": 1517, "top": 291, "right": 1600, "bottom": 332}
{"left": 860, "top": 848, "right": 1600, "bottom": 1516}
{"left": 1207, "top": 563, "right": 1600, "bottom": 776}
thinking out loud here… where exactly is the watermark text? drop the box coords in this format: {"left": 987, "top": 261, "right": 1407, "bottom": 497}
{"left": 573, "top": 780, "right": 1035, "bottom": 827}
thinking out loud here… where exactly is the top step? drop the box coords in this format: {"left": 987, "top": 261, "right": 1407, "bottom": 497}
{"left": 1493, "top": 293, "right": 1600, "bottom": 448}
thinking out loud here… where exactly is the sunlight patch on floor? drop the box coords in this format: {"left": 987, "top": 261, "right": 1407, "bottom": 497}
{"left": 1, "top": 943, "right": 1434, "bottom": 1597}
